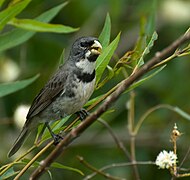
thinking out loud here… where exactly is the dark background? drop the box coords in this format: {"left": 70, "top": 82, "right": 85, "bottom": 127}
{"left": 0, "top": 0, "right": 190, "bottom": 179}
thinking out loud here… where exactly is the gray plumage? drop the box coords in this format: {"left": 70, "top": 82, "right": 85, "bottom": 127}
{"left": 8, "top": 37, "right": 102, "bottom": 157}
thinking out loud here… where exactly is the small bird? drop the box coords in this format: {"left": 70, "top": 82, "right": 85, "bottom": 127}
{"left": 8, "top": 37, "right": 102, "bottom": 157}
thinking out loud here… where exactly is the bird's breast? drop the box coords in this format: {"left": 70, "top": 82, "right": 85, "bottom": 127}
{"left": 50, "top": 76, "right": 95, "bottom": 118}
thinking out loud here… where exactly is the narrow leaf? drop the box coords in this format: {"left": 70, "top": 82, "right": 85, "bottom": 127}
{"left": 85, "top": 94, "right": 103, "bottom": 106}
{"left": 96, "top": 65, "right": 114, "bottom": 89}
{"left": 59, "top": 49, "right": 65, "bottom": 65}
{"left": 51, "top": 162, "right": 84, "bottom": 176}
{"left": 96, "top": 32, "right": 120, "bottom": 84}
{"left": 0, "top": 2, "right": 68, "bottom": 52}
{"left": 0, "top": 0, "right": 31, "bottom": 30}
{"left": 99, "top": 13, "right": 111, "bottom": 48}
{"left": 0, "top": 167, "right": 19, "bottom": 179}
{"left": 0, "top": 74, "right": 39, "bottom": 98}
{"left": 124, "top": 65, "right": 166, "bottom": 93}
{"left": 146, "top": 0, "right": 157, "bottom": 41}
{"left": 9, "top": 18, "right": 79, "bottom": 33}
{"left": 137, "top": 31, "right": 158, "bottom": 67}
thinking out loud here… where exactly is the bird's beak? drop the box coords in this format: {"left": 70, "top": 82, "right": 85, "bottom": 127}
{"left": 90, "top": 40, "right": 102, "bottom": 55}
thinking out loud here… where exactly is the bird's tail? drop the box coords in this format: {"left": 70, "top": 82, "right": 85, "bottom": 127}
{"left": 8, "top": 124, "right": 31, "bottom": 157}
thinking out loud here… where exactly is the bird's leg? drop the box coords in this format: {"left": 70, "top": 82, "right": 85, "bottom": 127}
{"left": 76, "top": 108, "right": 89, "bottom": 121}
{"left": 45, "top": 122, "right": 63, "bottom": 145}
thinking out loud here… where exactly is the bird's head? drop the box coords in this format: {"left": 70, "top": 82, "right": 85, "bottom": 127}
{"left": 70, "top": 37, "right": 102, "bottom": 62}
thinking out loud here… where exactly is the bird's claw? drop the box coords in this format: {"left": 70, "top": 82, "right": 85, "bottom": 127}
{"left": 76, "top": 109, "right": 89, "bottom": 121}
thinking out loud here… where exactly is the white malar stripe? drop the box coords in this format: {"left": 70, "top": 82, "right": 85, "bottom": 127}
{"left": 75, "top": 58, "right": 95, "bottom": 74}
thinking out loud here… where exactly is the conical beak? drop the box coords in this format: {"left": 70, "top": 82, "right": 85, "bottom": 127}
{"left": 90, "top": 40, "right": 102, "bottom": 55}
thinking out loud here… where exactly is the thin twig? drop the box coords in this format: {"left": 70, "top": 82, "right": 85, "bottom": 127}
{"left": 179, "top": 145, "right": 190, "bottom": 169}
{"left": 30, "top": 30, "right": 190, "bottom": 180}
{"left": 0, "top": 146, "right": 36, "bottom": 176}
{"left": 97, "top": 118, "right": 131, "bottom": 160}
{"left": 77, "top": 156, "right": 125, "bottom": 180}
{"left": 127, "top": 92, "right": 140, "bottom": 180}
{"left": 14, "top": 141, "right": 53, "bottom": 180}
{"left": 85, "top": 161, "right": 155, "bottom": 179}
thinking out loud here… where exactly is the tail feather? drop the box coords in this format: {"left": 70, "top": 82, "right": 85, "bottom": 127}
{"left": 8, "top": 126, "right": 30, "bottom": 157}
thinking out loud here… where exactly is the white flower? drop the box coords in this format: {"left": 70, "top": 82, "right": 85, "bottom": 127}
{"left": 155, "top": 150, "right": 177, "bottom": 169}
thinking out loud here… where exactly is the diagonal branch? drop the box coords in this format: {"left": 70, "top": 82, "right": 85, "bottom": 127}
{"left": 30, "top": 31, "right": 190, "bottom": 180}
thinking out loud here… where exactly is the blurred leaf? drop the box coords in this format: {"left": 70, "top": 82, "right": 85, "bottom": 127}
{"left": 0, "top": 0, "right": 6, "bottom": 7}
{"left": 173, "top": 107, "right": 190, "bottom": 121}
{"left": 22, "top": 158, "right": 38, "bottom": 166}
{"left": 0, "top": 0, "right": 31, "bottom": 30}
{"left": 136, "top": 31, "right": 158, "bottom": 67}
{"left": 0, "top": 74, "right": 39, "bottom": 98}
{"left": 131, "top": 16, "right": 147, "bottom": 66}
{"left": 51, "top": 162, "right": 84, "bottom": 176}
{"left": 59, "top": 49, "right": 65, "bottom": 65}
{"left": 96, "top": 32, "right": 120, "bottom": 85}
{"left": 8, "top": 18, "right": 79, "bottom": 33}
{"left": 145, "top": 0, "right": 156, "bottom": 41}
{"left": 0, "top": 167, "right": 19, "bottom": 179}
{"left": 47, "top": 170, "right": 53, "bottom": 180}
{"left": 99, "top": 13, "right": 111, "bottom": 48}
{"left": 124, "top": 65, "right": 166, "bottom": 93}
{"left": 0, "top": 2, "right": 68, "bottom": 52}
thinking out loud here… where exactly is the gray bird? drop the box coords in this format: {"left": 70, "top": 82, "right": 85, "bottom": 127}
{"left": 8, "top": 37, "right": 102, "bottom": 157}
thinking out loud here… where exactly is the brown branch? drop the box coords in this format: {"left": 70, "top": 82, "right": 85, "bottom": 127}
{"left": 30, "top": 31, "right": 190, "bottom": 179}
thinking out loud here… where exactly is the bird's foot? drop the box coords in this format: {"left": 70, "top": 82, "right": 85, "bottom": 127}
{"left": 45, "top": 122, "right": 63, "bottom": 145}
{"left": 76, "top": 108, "right": 89, "bottom": 121}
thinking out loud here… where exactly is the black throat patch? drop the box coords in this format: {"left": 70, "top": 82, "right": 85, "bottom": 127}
{"left": 87, "top": 54, "right": 99, "bottom": 62}
{"left": 76, "top": 70, "right": 95, "bottom": 83}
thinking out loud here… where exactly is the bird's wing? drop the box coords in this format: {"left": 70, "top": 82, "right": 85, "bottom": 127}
{"left": 26, "top": 69, "right": 68, "bottom": 119}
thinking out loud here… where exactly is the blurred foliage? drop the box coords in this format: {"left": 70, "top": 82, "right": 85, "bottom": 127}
{"left": 0, "top": 0, "right": 190, "bottom": 179}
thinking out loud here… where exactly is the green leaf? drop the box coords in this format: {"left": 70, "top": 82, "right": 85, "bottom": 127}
{"left": 145, "top": 0, "right": 157, "bottom": 41}
{"left": 51, "top": 162, "right": 84, "bottom": 176}
{"left": 52, "top": 116, "right": 70, "bottom": 131}
{"left": 0, "top": 0, "right": 6, "bottom": 8}
{"left": 130, "top": 17, "right": 147, "bottom": 67}
{"left": 0, "top": 0, "right": 31, "bottom": 31}
{"left": 0, "top": 167, "right": 19, "bottom": 180}
{"left": 124, "top": 65, "right": 166, "bottom": 93}
{"left": 96, "top": 65, "right": 114, "bottom": 89}
{"left": 96, "top": 32, "right": 120, "bottom": 85}
{"left": 85, "top": 94, "right": 104, "bottom": 106}
{"left": 136, "top": 31, "right": 158, "bottom": 67}
{"left": 0, "top": 2, "right": 68, "bottom": 52}
{"left": 0, "top": 74, "right": 39, "bottom": 98}
{"left": 99, "top": 13, "right": 111, "bottom": 48}
{"left": 8, "top": 18, "right": 79, "bottom": 33}
{"left": 39, "top": 116, "right": 70, "bottom": 142}
{"left": 59, "top": 49, "right": 65, "bottom": 65}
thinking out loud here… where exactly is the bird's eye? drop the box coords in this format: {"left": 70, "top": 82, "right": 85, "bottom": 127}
{"left": 80, "top": 41, "right": 94, "bottom": 48}
{"left": 80, "top": 42, "right": 88, "bottom": 47}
